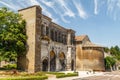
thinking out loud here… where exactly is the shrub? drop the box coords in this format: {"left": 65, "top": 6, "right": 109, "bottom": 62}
{"left": 66, "top": 72, "right": 78, "bottom": 77}
{"left": 45, "top": 72, "right": 65, "bottom": 75}
{"left": 56, "top": 72, "right": 78, "bottom": 78}
{"left": 0, "top": 76, "right": 48, "bottom": 80}
{"left": 56, "top": 74, "right": 66, "bottom": 78}
{"left": 3, "top": 64, "right": 17, "bottom": 70}
{"left": 36, "top": 72, "right": 46, "bottom": 76}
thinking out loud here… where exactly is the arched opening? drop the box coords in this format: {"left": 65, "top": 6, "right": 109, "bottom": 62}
{"left": 42, "top": 59, "right": 48, "bottom": 71}
{"left": 71, "top": 60, "right": 74, "bottom": 71}
{"left": 50, "top": 50, "right": 56, "bottom": 71}
{"left": 59, "top": 52, "right": 66, "bottom": 71}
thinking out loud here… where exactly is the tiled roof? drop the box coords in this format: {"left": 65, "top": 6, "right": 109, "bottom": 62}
{"left": 75, "top": 35, "right": 104, "bottom": 48}
{"left": 75, "top": 35, "right": 88, "bottom": 41}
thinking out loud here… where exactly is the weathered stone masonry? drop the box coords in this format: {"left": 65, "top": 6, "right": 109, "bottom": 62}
{"left": 75, "top": 35, "right": 105, "bottom": 71}
{"left": 18, "top": 5, "right": 76, "bottom": 73}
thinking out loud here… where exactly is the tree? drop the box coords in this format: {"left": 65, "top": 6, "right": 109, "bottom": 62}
{"left": 104, "top": 56, "right": 116, "bottom": 71}
{"left": 110, "top": 46, "right": 120, "bottom": 60}
{"left": 104, "top": 47, "right": 110, "bottom": 53}
{"left": 0, "top": 7, "right": 27, "bottom": 62}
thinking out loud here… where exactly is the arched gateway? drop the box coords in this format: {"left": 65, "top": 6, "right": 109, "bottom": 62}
{"left": 50, "top": 50, "right": 56, "bottom": 71}
{"left": 42, "top": 59, "right": 48, "bottom": 71}
{"left": 59, "top": 52, "right": 66, "bottom": 71}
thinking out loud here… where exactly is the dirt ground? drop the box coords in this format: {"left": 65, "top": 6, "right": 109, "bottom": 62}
{"left": 75, "top": 71, "right": 120, "bottom": 80}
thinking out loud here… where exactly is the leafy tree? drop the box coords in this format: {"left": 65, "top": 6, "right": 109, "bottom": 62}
{"left": 110, "top": 45, "right": 120, "bottom": 60}
{"left": 0, "top": 7, "right": 27, "bottom": 62}
{"left": 104, "top": 47, "right": 110, "bottom": 53}
{"left": 104, "top": 56, "right": 116, "bottom": 71}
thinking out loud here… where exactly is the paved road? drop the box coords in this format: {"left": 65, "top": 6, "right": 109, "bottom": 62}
{"left": 74, "top": 71, "right": 120, "bottom": 80}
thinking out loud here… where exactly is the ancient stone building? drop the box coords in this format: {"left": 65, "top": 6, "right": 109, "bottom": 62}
{"left": 75, "top": 35, "right": 105, "bottom": 71}
{"left": 18, "top": 5, "right": 76, "bottom": 73}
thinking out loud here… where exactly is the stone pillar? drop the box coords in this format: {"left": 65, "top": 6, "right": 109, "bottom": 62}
{"left": 66, "top": 29, "right": 76, "bottom": 71}
{"left": 66, "top": 47, "right": 72, "bottom": 71}
{"left": 56, "top": 56, "right": 60, "bottom": 71}
{"left": 43, "top": 26, "right": 46, "bottom": 36}
{"left": 48, "top": 50, "right": 50, "bottom": 72}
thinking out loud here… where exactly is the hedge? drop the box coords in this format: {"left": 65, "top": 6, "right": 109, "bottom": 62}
{"left": 0, "top": 76, "right": 48, "bottom": 80}
{"left": 3, "top": 64, "right": 17, "bottom": 70}
{"left": 56, "top": 72, "right": 78, "bottom": 78}
{"left": 44, "top": 72, "right": 65, "bottom": 75}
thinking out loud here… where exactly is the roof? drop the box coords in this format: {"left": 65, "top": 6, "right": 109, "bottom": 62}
{"left": 83, "top": 41, "right": 104, "bottom": 48}
{"left": 75, "top": 35, "right": 104, "bottom": 48}
{"left": 75, "top": 35, "right": 89, "bottom": 41}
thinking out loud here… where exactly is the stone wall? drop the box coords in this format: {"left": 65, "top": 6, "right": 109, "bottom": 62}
{"left": 76, "top": 45, "right": 105, "bottom": 71}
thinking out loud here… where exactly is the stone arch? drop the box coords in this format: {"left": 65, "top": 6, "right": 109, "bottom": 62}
{"left": 50, "top": 50, "right": 56, "bottom": 71}
{"left": 42, "top": 58, "right": 48, "bottom": 71}
{"left": 71, "top": 59, "right": 74, "bottom": 71}
{"left": 59, "top": 52, "right": 66, "bottom": 71}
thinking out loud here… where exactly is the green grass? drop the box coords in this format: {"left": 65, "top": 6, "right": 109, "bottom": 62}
{"left": 0, "top": 71, "right": 78, "bottom": 79}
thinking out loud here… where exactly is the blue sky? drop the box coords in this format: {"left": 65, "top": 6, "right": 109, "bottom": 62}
{"left": 0, "top": 0, "right": 120, "bottom": 47}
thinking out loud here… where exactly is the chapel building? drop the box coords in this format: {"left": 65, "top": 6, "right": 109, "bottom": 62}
{"left": 18, "top": 5, "right": 76, "bottom": 73}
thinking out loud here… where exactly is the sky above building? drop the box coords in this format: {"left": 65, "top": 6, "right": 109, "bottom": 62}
{"left": 0, "top": 0, "right": 120, "bottom": 47}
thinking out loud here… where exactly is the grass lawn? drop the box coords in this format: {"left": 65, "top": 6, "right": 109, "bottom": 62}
{"left": 0, "top": 70, "right": 78, "bottom": 80}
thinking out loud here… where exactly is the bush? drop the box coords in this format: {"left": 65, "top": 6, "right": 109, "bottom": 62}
{"left": 66, "top": 72, "right": 78, "bottom": 77}
{"left": 56, "top": 74, "right": 66, "bottom": 78}
{"left": 56, "top": 72, "right": 78, "bottom": 78}
{"left": 0, "top": 76, "right": 48, "bottom": 80}
{"left": 3, "top": 64, "right": 17, "bottom": 70}
{"left": 44, "top": 72, "right": 65, "bottom": 75}
{"left": 36, "top": 72, "right": 46, "bottom": 76}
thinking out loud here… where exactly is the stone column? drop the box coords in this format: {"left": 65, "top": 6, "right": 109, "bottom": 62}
{"left": 66, "top": 46, "right": 72, "bottom": 71}
{"left": 48, "top": 48, "right": 50, "bottom": 72}
{"left": 43, "top": 26, "right": 46, "bottom": 36}
{"left": 56, "top": 55, "right": 60, "bottom": 71}
{"left": 66, "top": 30, "right": 72, "bottom": 71}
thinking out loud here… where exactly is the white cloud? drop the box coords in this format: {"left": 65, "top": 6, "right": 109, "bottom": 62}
{"left": 39, "top": 0, "right": 59, "bottom": 14}
{"left": 94, "top": 0, "right": 98, "bottom": 15}
{"left": 0, "top": 1, "right": 16, "bottom": 10}
{"left": 73, "top": 1, "right": 88, "bottom": 19}
{"left": 107, "top": 0, "right": 115, "bottom": 14}
{"left": 40, "top": 0, "right": 54, "bottom": 8}
{"left": 42, "top": 8, "right": 52, "bottom": 18}
{"left": 29, "top": 0, "right": 40, "bottom": 5}
{"left": 56, "top": 0, "right": 75, "bottom": 18}
{"left": 52, "top": 18, "right": 59, "bottom": 23}
{"left": 107, "top": 0, "right": 120, "bottom": 20}
{"left": 61, "top": 15, "right": 70, "bottom": 23}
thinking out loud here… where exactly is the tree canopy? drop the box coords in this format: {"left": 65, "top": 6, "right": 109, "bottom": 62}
{"left": 104, "top": 45, "right": 120, "bottom": 70}
{"left": 105, "top": 56, "right": 116, "bottom": 69}
{"left": 0, "top": 7, "right": 27, "bottom": 61}
{"left": 110, "top": 45, "right": 120, "bottom": 60}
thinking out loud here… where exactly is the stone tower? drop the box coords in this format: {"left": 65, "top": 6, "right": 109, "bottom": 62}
{"left": 18, "top": 5, "right": 42, "bottom": 73}
{"left": 75, "top": 35, "right": 105, "bottom": 71}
